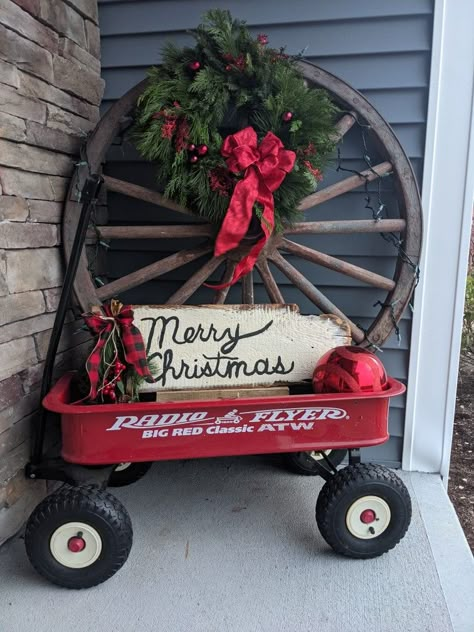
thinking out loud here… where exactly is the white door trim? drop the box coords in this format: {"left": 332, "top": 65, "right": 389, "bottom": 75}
{"left": 403, "top": 0, "right": 474, "bottom": 481}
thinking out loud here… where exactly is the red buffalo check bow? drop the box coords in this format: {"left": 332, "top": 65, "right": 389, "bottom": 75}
{"left": 83, "top": 300, "right": 153, "bottom": 401}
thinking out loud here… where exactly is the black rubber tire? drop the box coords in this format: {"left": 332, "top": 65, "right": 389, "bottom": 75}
{"left": 25, "top": 484, "right": 133, "bottom": 589}
{"left": 316, "top": 463, "right": 411, "bottom": 559}
{"left": 285, "top": 449, "right": 347, "bottom": 476}
{"left": 108, "top": 461, "right": 152, "bottom": 487}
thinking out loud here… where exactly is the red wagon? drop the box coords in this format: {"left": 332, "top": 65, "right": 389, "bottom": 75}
{"left": 25, "top": 366, "right": 410, "bottom": 589}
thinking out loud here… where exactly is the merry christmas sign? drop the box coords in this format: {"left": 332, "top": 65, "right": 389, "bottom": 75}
{"left": 133, "top": 305, "right": 351, "bottom": 392}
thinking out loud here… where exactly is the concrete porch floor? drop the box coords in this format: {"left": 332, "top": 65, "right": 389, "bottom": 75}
{"left": 0, "top": 457, "right": 473, "bottom": 632}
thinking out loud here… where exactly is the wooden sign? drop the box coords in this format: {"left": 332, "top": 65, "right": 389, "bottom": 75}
{"left": 133, "top": 305, "right": 351, "bottom": 392}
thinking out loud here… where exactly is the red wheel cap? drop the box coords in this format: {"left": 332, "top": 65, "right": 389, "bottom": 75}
{"left": 67, "top": 536, "right": 86, "bottom": 553}
{"left": 360, "top": 509, "right": 376, "bottom": 524}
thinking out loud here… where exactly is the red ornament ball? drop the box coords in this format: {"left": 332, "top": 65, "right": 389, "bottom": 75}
{"left": 188, "top": 143, "right": 196, "bottom": 152}
{"left": 197, "top": 144, "right": 208, "bottom": 156}
{"left": 312, "top": 346, "right": 388, "bottom": 394}
{"left": 282, "top": 111, "right": 293, "bottom": 122}
{"left": 189, "top": 154, "right": 199, "bottom": 164}
{"left": 188, "top": 61, "right": 201, "bottom": 71}
{"left": 225, "top": 64, "right": 232, "bottom": 72}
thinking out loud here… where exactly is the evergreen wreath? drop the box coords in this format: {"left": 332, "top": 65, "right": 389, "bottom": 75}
{"left": 134, "top": 10, "right": 338, "bottom": 285}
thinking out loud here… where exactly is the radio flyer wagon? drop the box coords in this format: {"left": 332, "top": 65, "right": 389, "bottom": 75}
{"left": 26, "top": 357, "right": 410, "bottom": 589}
{"left": 23, "top": 177, "right": 411, "bottom": 588}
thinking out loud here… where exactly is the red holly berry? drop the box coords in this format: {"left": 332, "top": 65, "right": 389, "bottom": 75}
{"left": 197, "top": 144, "right": 208, "bottom": 156}
{"left": 225, "top": 65, "right": 232, "bottom": 72}
{"left": 109, "top": 391, "right": 116, "bottom": 401}
{"left": 188, "top": 61, "right": 201, "bottom": 71}
{"left": 188, "top": 143, "right": 196, "bottom": 152}
{"left": 282, "top": 111, "right": 293, "bottom": 122}
{"left": 189, "top": 155, "right": 199, "bottom": 164}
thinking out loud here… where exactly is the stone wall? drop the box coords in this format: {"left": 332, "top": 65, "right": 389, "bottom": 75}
{"left": 0, "top": 0, "right": 102, "bottom": 545}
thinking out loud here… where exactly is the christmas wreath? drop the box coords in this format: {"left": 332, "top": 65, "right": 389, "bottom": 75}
{"left": 134, "top": 10, "right": 337, "bottom": 285}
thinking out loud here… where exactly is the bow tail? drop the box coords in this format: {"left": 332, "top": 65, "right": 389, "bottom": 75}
{"left": 213, "top": 170, "right": 258, "bottom": 257}
{"left": 84, "top": 324, "right": 114, "bottom": 400}
{"left": 121, "top": 323, "right": 154, "bottom": 382}
{"left": 210, "top": 181, "right": 275, "bottom": 290}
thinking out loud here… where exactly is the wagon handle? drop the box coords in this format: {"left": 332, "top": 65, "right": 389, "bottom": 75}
{"left": 29, "top": 172, "right": 103, "bottom": 466}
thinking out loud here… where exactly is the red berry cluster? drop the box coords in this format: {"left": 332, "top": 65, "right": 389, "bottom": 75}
{"left": 102, "top": 361, "right": 126, "bottom": 402}
{"left": 223, "top": 53, "right": 246, "bottom": 72}
{"left": 257, "top": 33, "right": 269, "bottom": 45}
{"left": 188, "top": 143, "right": 208, "bottom": 164}
{"left": 102, "top": 383, "right": 116, "bottom": 401}
{"left": 114, "top": 361, "right": 126, "bottom": 376}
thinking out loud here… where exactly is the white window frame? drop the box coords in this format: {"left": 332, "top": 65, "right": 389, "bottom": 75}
{"left": 403, "top": 0, "right": 474, "bottom": 480}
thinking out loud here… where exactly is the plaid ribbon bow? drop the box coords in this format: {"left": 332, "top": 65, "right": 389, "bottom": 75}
{"left": 83, "top": 299, "right": 153, "bottom": 400}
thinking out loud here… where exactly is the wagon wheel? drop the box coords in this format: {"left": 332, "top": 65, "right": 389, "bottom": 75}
{"left": 63, "top": 61, "right": 422, "bottom": 348}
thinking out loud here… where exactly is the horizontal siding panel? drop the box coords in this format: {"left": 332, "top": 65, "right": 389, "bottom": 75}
{"left": 309, "top": 52, "right": 431, "bottom": 91}
{"left": 102, "top": 51, "right": 431, "bottom": 102}
{"left": 101, "top": 17, "right": 432, "bottom": 67}
{"left": 99, "top": 0, "right": 432, "bottom": 36}
{"left": 360, "top": 89, "right": 427, "bottom": 124}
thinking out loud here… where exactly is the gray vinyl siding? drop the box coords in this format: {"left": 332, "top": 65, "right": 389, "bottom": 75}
{"left": 98, "top": 0, "right": 433, "bottom": 467}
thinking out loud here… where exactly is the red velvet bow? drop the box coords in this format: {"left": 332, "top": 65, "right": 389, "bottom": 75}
{"left": 211, "top": 127, "right": 295, "bottom": 288}
{"left": 83, "top": 302, "right": 153, "bottom": 401}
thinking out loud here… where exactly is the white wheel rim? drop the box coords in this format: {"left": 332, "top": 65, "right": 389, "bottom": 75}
{"left": 346, "top": 496, "right": 391, "bottom": 539}
{"left": 308, "top": 450, "right": 333, "bottom": 461}
{"left": 50, "top": 522, "right": 102, "bottom": 569}
{"left": 114, "top": 462, "right": 132, "bottom": 472}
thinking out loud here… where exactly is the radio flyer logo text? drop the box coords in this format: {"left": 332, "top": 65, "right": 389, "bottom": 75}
{"left": 106, "top": 406, "right": 349, "bottom": 439}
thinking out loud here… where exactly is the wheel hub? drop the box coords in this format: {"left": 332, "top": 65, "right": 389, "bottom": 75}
{"left": 346, "top": 496, "right": 391, "bottom": 539}
{"left": 50, "top": 521, "right": 102, "bottom": 568}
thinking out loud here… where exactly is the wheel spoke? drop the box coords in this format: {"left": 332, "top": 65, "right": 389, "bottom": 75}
{"left": 285, "top": 218, "right": 406, "bottom": 235}
{"left": 241, "top": 272, "right": 255, "bottom": 304}
{"left": 97, "top": 244, "right": 213, "bottom": 300}
{"left": 280, "top": 238, "right": 395, "bottom": 291}
{"left": 92, "top": 225, "right": 214, "bottom": 240}
{"left": 298, "top": 162, "right": 392, "bottom": 211}
{"left": 255, "top": 259, "right": 284, "bottom": 303}
{"left": 103, "top": 175, "right": 194, "bottom": 217}
{"left": 268, "top": 251, "right": 365, "bottom": 342}
{"left": 166, "top": 256, "right": 224, "bottom": 304}
{"left": 332, "top": 112, "right": 357, "bottom": 142}
{"left": 214, "top": 261, "right": 237, "bottom": 304}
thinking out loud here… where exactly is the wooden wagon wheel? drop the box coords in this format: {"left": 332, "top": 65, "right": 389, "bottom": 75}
{"left": 63, "top": 61, "right": 422, "bottom": 349}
